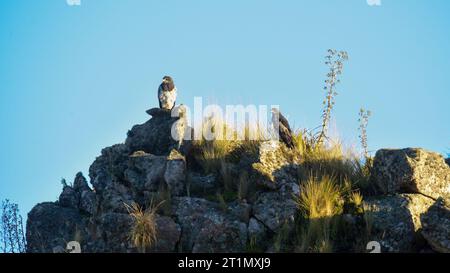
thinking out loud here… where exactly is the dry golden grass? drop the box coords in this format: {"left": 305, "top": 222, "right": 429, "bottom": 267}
{"left": 124, "top": 201, "right": 163, "bottom": 253}
{"left": 295, "top": 175, "right": 347, "bottom": 252}
{"left": 297, "top": 175, "right": 344, "bottom": 219}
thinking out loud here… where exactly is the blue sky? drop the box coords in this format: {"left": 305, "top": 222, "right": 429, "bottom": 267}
{"left": 0, "top": 0, "right": 449, "bottom": 217}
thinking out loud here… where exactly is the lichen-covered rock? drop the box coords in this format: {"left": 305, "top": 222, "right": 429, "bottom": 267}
{"left": 187, "top": 172, "right": 218, "bottom": 196}
{"left": 153, "top": 215, "right": 181, "bottom": 252}
{"left": 58, "top": 186, "right": 79, "bottom": 209}
{"left": 89, "top": 144, "right": 130, "bottom": 193}
{"left": 172, "top": 197, "right": 247, "bottom": 253}
{"left": 26, "top": 202, "right": 89, "bottom": 253}
{"left": 98, "top": 181, "right": 134, "bottom": 214}
{"left": 371, "top": 148, "right": 450, "bottom": 199}
{"left": 420, "top": 198, "right": 450, "bottom": 253}
{"left": 251, "top": 141, "right": 299, "bottom": 190}
{"left": 164, "top": 149, "right": 186, "bottom": 196}
{"left": 252, "top": 183, "right": 298, "bottom": 232}
{"left": 80, "top": 190, "right": 97, "bottom": 215}
{"left": 73, "top": 172, "right": 91, "bottom": 193}
{"left": 247, "top": 217, "right": 269, "bottom": 251}
{"left": 364, "top": 194, "right": 435, "bottom": 252}
{"left": 125, "top": 108, "right": 181, "bottom": 155}
{"left": 124, "top": 152, "right": 167, "bottom": 192}
{"left": 97, "top": 212, "right": 134, "bottom": 252}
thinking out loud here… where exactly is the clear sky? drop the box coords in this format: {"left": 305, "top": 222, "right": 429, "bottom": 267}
{"left": 0, "top": 0, "right": 449, "bottom": 217}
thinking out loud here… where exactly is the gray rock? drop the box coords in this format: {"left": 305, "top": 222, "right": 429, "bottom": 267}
{"left": 59, "top": 186, "right": 79, "bottom": 209}
{"left": 99, "top": 181, "right": 134, "bottom": 214}
{"left": 73, "top": 172, "right": 91, "bottom": 193}
{"left": 228, "top": 201, "right": 251, "bottom": 224}
{"left": 172, "top": 197, "right": 247, "bottom": 253}
{"left": 251, "top": 141, "right": 299, "bottom": 190}
{"left": 125, "top": 152, "right": 167, "bottom": 192}
{"left": 248, "top": 217, "right": 269, "bottom": 251}
{"left": 252, "top": 185, "right": 298, "bottom": 232}
{"left": 125, "top": 108, "right": 181, "bottom": 155}
{"left": 153, "top": 215, "right": 181, "bottom": 252}
{"left": 98, "top": 212, "right": 134, "bottom": 252}
{"left": 364, "top": 194, "right": 435, "bottom": 252}
{"left": 164, "top": 149, "right": 186, "bottom": 196}
{"left": 187, "top": 172, "right": 218, "bottom": 196}
{"left": 80, "top": 190, "right": 97, "bottom": 215}
{"left": 421, "top": 198, "right": 450, "bottom": 253}
{"left": 26, "top": 202, "right": 89, "bottom": 253}
{"left": 89, "top": 144, "right": 130, "bottom": 193}
{"left": 52, "top": 245, "right": 66, "bottom": 253}
{"left": 371, "top": 148, "right": 450, "bottom": 199}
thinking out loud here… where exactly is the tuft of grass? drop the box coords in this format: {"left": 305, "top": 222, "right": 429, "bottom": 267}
{"left": 295, "top": 175, "right": 346, "bottom": 253}
{"left": 124, "top": 201, "right": 163, "bottom": 253}
{"left": 297, "top": 176, "right": 344, "bottom": 219}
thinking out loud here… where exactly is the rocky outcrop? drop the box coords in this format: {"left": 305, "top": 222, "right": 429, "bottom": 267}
{"left": 26, "top": 202, "right": 90, "bottom": 253}
{"left": 251, "top": 141, "right": 299, "bottom": 190}
{"left": 420, "top": 198, "right": 450, "bottom": 253}
{"left": 26, "top": 104, "right": 450, "bottom": 253}
{"left": 172, "top": 197, "right": 247, "bottom": 253}
{"left": 364, "top": 194, "right": 434, "bottom": 252}
{"left": 371, "top": 148, "right": 450, "bottom": 200}
{"left": 253, "top": 183, "right": 299, "bottom": 232}
{"left": 125, "top": 108, "right": 184, "bottom": 155}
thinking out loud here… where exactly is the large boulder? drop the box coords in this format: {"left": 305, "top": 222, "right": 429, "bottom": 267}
{"left": 89, "top": 144, "right": 130, "bottom": 193}
{"left": 251, "top": 141, "right": 299, "bottom": 190}
{"left": 371, "top": 148, "right": 450, "bottom": 200}
{"left": 172, "top": 197, "right": 247, "bottom": 253}
{"left": 26, "top": 202, "right": 89, "bottom": 253}
{"left": 247, "top": 217, "right": 270, "bottom": 251}
{"left": 187, "top": 172, "right": 218, "bottom": 196}
{"left": 125, "top": 108, "right": 181, "bottom": 155}
{"left": 73, "top": 172, "right": 91, "bottom": 193}
{"left": 364, "top": 194, "right": 435, "bottom": 252}
{"left": 58, "top": 186, "right": 79, "bottom": 209}
{"left": 164, "top": 149, "right": 186, "bottom": 196}
{"left": 124, "top": 152, "right": 167, "bottom": 192}
{"left": 420, "top": 198, "right": 450, "bottom": 253}
{"left": 152, "top": 215, "right": 182, "bottom": 252}
{"left": 252, "top": 182, "right": 299, "bottom": 232}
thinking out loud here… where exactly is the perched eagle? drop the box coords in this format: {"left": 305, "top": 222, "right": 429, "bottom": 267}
{"left": 271, "top": 108, "right": 294, "bottom": 149}
{"left": 158, "top": 76, "right": 177, "bottom": 110}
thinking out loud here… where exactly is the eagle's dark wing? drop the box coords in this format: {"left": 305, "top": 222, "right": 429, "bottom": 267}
{"left": 158, "top": 84, "right": 163, "bottom": 108}
{"left": 278, "top": 112, "right": 292, "bottom": 133}
{"left": 279, "top": 124, "right": 294, "bottom": 148}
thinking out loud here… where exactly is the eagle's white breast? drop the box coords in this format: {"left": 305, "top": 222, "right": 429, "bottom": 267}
{"left": 159, "top": 87, "right": 177, "bottom": 110}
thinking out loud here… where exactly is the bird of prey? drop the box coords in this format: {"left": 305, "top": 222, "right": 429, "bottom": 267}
{"left": 271, "top": 108, "right": 294, "bottom": 149}
{"left": 158, "top": 76, "right": 177, "bottom": 110}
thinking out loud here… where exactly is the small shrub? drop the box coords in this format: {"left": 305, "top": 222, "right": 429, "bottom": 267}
{"left": 124, "top": 201, "right": 163, "bottom": 253}
{"left": 1, "top": 199, "right": 26, "bottom": 253}
{"left": 358, "top": 108, "right": 372, "bottom": 159}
